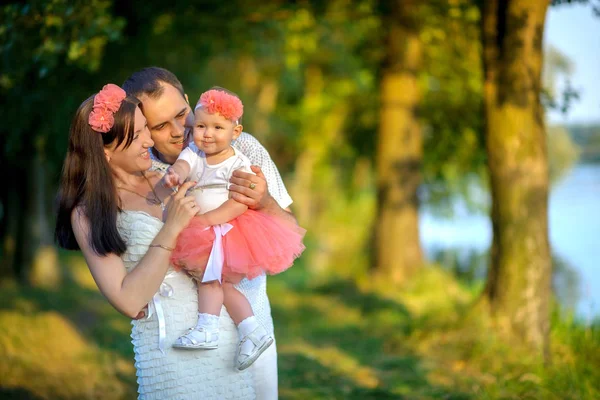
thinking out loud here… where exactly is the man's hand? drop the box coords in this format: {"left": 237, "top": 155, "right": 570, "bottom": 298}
{"left": 229, "top": 165, "right": 269, "bottom": 210}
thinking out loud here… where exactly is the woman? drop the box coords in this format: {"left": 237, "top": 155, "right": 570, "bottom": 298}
{"left": 55, "top": 84, "right": 257, "bottom": 399}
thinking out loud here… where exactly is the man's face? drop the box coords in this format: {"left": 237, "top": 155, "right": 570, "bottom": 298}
{"left": 138, "top": 83, "right": 193, "bottom": 164}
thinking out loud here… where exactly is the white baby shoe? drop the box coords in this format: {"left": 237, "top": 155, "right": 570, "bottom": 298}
{"left": 173, "top": 327, "right": 219, "bottom": 349}
{"left": 235, "top": 326, "right": 273, "bottom": 370}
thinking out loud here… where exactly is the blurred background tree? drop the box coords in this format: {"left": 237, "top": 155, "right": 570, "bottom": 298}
{"left": 480, "top": 0, "right": 552, "bottom": 356}
{"left": 0, "top": 0, "right": 597, "bottom": 369}
{"left": 0, "top": 0, "right": 124, "bottom": 286}
{"left": 374, "top": 0, "right": 427, "bottom": 285}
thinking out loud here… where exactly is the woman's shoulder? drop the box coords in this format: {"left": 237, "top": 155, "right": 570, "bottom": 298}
{"left": 70, "top": 205, "right": 87, "bottom": 228}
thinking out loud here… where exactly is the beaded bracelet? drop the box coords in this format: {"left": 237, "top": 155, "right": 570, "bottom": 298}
{"left": 149, "top": 244, "right": 175, "bottom": 252}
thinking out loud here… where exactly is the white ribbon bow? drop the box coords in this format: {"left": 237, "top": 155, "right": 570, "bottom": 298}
{"left": 146, "top": 271, "right": 178, "bottom": 354}
{"left": 202, "top": 223, "right": 234, "bottom": 283}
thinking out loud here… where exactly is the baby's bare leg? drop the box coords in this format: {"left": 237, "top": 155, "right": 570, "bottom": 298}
{"left": 173, "top": 280, "right": 222, "bottom": 349}
{"left": 197, "top": 280, "right": 224, "bottom": 315}
{"left": 222, "top": 280, "right": 253, "bottom": 325}
{"left": 224, "top": 279, "right": 274, "bottom": 370}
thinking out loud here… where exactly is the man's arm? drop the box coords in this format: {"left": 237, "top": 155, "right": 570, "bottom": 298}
{"left": 260, "top": 195, "right": 297, "bottom": 224}
{"left": 229, "top": 132, "right": 296, "bottom": 224}
{"left": 229, "top": 165, "right": 297, "bottom": 225}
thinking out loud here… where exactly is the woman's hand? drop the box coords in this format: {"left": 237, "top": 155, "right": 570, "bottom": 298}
{"left": 229, "top": 165, "right": 269, "bottom": 210}
{"left": 163, "top": 180, "right": 198, "bottom": 236}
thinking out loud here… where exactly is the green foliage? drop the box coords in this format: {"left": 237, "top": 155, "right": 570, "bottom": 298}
{"left": 547, "top": 125, "right": 581, "bottom": 183}
{"left": 543, "top": 47, "right": 582, "bottom": 185}
{"left": 1, "top": 1, "right": 123, "bottom": 79}
{"left": 0, "top": 0, "right": 591, "bottom": 283}
{"left": 267, "top": 1, "right": 382, "bottom": 272}
{"left": 565, "top": 124, "right": 600, "bottom": 163}
{"left": 0, "top": 0, "right": 125, "bottom": 282}
{"left": 0, "top": 0, "right": 124, "bottom": 163}
{"left": 1, "top": 0, "right": 586, "bottom": 278}
{"left": 419, "top": 0, "right": 487, "bottom": 216}
{"left": 109, "top": 0, "right": 384, "bottom": 272}
{"left": 551, "top": 0, "right": 600, "bottom": 16}
{"left": 542, "top": 46, "right": 580, "bottom": 115}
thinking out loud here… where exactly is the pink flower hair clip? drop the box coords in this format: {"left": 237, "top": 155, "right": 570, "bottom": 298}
{"left": 88, "top": 84, "right": 127, "bottom": 133}
{"left": 195, "top": 89, "right": 244, "bottom": 123}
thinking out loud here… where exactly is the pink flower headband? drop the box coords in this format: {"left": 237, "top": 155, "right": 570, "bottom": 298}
{"left": 88, "top": 84, "right": 127, "bottom": 133}
{"left": 195, "top": 89, "right": 244, "bottom": 123}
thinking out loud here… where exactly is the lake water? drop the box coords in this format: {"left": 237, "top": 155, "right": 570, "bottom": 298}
{"left": 420, "top": 163, "right": 599, "bottom": 321}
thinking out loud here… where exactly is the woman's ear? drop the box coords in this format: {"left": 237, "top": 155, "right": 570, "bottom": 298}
{"left": 104, "top": 148, "right": 112, "bottom": 163}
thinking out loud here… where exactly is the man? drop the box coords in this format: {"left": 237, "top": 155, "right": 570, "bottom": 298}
{"left": 122, "top": 67, "right": 292, "bottom": 399}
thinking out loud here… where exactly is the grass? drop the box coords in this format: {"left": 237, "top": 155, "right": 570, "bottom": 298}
{"left": 0, "top": 253, "right": 598, "bottom": 399}
{"left": 0, "top": 253, "right": 136, "bottom": 400}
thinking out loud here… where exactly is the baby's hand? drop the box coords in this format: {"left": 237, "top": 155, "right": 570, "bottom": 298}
{"left": 164, "top": 168, "right": 182, "bottom": 188}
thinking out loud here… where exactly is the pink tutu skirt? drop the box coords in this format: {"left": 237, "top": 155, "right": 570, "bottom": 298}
{"left": 170, "top": 210, "right": 306, "bottom": 280}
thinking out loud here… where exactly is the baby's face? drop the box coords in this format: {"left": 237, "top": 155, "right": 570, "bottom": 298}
{"left": 193, "top": 108, "right": 240, "bottom": 156}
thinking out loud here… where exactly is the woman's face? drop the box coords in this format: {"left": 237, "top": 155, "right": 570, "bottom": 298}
{"left": 105, "top": 106, "right": 154, "bottom": 172}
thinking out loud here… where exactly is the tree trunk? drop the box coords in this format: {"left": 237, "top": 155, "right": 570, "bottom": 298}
{"left": 0, "top": 132, "right": 27, "bottom": 283}
{"left": 375, "top": 0, "right": 424, "bottom": 284}
{"left": 0, "top": 142, "right": 59, "bottom": 288}
{"left": 481, "top": 0, "right": 551, "bottom": 357}
{"left": 0, "top": 177, "right": 25, "bottom": 283}
{"left": 25, "top": 143, "right": 60, "bottom": 288}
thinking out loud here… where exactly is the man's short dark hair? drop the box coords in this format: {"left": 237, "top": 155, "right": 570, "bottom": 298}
{"left": 122, "top": 67, "right": 185, "bottom": 99}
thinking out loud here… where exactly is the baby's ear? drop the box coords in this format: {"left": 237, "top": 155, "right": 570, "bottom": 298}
{"left": 232, "top": 124, "right": 243, "bottom": 139}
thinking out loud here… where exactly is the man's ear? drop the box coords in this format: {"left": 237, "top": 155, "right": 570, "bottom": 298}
{"left": 185, "top": 93, "right": 189, "bottom": 104}
{"left": 233, "top": 124, "right": 243, "bottom": 139}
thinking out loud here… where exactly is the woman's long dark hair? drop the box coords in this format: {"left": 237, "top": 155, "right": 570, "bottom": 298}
{"left": 55, "top": 92, "right": 141, "bottom": 256}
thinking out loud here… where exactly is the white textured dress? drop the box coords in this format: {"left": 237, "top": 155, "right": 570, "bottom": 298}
{"left": 120, "top": 132, "right": 291, "bottom": 399}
